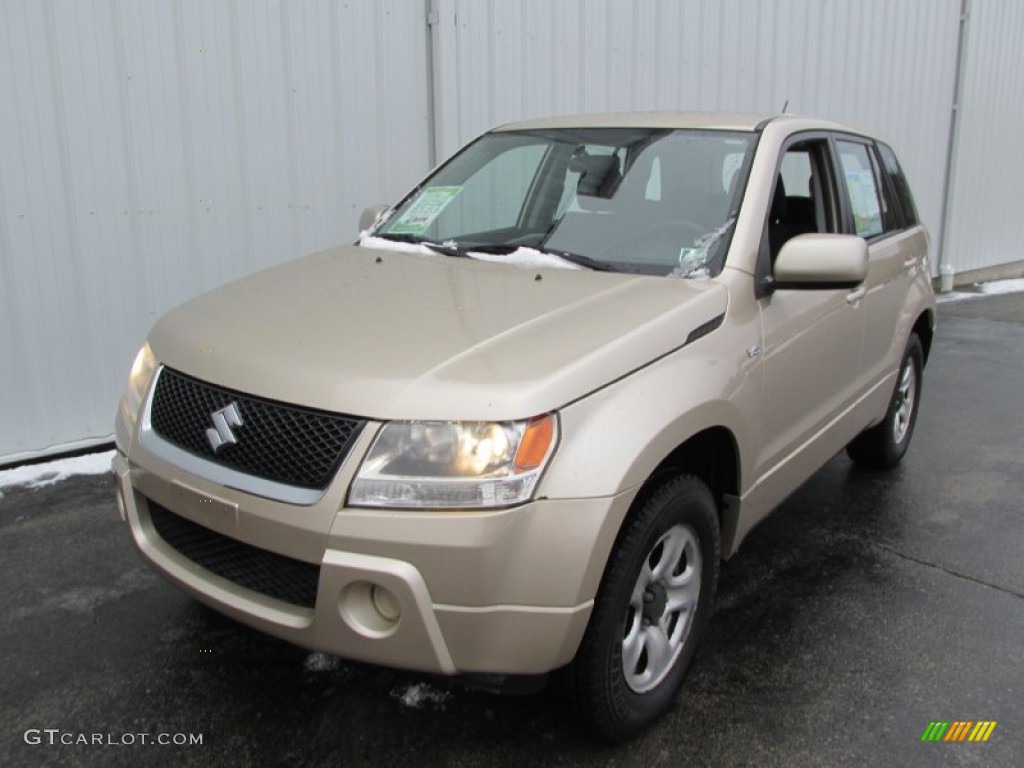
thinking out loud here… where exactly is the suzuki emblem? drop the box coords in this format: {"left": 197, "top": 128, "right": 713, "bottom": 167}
{"left": 206, "top": 402, "right": 243, "bottom": 452}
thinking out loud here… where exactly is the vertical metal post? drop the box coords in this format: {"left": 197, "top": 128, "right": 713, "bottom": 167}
{"left": 937, "top": 0, "right": 971, "bottom": 291}
{"left": 424, "top": 0, "right": 439, "bottom": 168}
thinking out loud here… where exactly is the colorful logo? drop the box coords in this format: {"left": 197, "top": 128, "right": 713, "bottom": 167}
{"left": 921, "top": 721, "right": 997, "bottom": 742}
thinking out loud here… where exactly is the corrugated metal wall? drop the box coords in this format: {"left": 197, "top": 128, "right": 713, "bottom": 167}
{"left": 0, "top": 0, "right": 431, "bottom": 463}
{"left": 1, "top": 0, "right": 1022, "bottom": 463}
{"left": 943, "top": 0, "right": 1024, "bottom": 276}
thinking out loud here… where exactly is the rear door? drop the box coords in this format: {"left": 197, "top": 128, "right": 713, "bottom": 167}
{"left": 834, "top": 137, "right": 924, "bottom": 394}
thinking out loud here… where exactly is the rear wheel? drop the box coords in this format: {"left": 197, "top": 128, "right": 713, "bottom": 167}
{"left": 567, "top": 475, "right": 719, "bottom": 742}
{"left": 847, "top": 333, "right": 924, "bottom": 469}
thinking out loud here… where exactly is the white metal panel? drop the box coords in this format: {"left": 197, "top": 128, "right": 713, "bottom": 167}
{"left": 0, "top": 0, "right": 431, "bottom": 463}
{"left": 944, "top": 0, "right": 1024, "bottom": 275}
{"left": 433, "top": 0, "right": 960, "bottom": 269}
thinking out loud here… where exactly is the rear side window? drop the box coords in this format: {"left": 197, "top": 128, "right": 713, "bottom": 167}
{"left": 836, "top": 140, "right": 883, "bottom": 238}
{"left": 877, "top": 143, "right": 920, "bottom": 227}
{"left": 868, "top": 147, "right": 900, "bottom": 233}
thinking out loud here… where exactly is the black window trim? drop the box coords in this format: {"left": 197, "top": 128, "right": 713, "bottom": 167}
{"left": 875, "top": 140, "right": 921, "bottom": 230}
{"left": 866, "top": 142, "right": 904, "bottom": 234}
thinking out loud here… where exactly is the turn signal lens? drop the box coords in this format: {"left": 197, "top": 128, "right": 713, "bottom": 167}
{"left": 514, "top": 415, "right": 555, "bottom": 471}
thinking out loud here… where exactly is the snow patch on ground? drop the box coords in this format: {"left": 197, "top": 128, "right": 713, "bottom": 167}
{"left": 980, "top": 277, "right": 1024, "bottom": 295}
{"left": 937, "top": 277, "right": 1024, "bottom": 302}
{"left": 303, "top": 652, "right": 341, "bottom": 673}
{"left": 0, "top": 449, "right": 114, "bottom": 492}
{"left": 13, "top": 570, "right": 154, "bottom": 620}
{"left": 390, "top": 682, "right": 452, "bottom": 710}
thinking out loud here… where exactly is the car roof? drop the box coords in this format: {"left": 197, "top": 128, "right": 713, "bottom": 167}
{"left": 493, "top": 111, "right": 859, "bottom": 135}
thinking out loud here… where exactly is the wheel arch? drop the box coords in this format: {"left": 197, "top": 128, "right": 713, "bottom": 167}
{"left": 913, "top": 308, "right": 935, "bottom": 366}
{"left": 617, "top": 426, "right": 743, "bottom": 562}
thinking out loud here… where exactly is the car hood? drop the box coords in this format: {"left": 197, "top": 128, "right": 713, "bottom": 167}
{"left": 148, "top": 244, "right": 728, "bottom": 420}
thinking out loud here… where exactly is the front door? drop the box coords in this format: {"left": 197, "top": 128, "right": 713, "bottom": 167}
{"left": 755, "top": 137, "right": 867, "bottom": 492}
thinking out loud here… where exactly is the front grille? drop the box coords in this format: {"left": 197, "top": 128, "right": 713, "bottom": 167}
{"left": 149, "top": 367, "right": 364, "bottom": 490}
{"left": 147, "top": 500, "right": 320, "bottom": 609}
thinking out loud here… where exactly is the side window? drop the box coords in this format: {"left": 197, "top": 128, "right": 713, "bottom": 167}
{"left": 836, "top": 140, "right": 883, "bottom": 238}
{"left": 767, "top": 139, "right": 838, "bottom": 261}
{"left": 877, "top": 143, "right": 920, "bottom": 226}
{"left": 780, "top": 150, "right": 813, "bottom": 197}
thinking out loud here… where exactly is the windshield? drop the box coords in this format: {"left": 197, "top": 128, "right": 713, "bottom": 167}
{"left": 375, "top": 127, "right": 755, "bottom": 276}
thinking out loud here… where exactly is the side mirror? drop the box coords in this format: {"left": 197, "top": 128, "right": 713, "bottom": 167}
{"left": 359, "top": 204, "right": 391, "bottom": 233}
{"left": 773, "top": 234, "right": 868, "bottom": 289}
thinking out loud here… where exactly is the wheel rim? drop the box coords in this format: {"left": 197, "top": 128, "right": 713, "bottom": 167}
{"left": 621, "top": 524, "right": 702, "bottom": 693}
{"left": 892, "top": 358, "right": 917, "bottom": 445}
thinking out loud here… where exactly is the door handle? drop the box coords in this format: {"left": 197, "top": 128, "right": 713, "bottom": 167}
{"left": 846, "top": 287, "right": 866, "bottom": 304}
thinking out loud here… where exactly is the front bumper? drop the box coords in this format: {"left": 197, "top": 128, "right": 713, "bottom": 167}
{"left": 113, "top": 450, "right": 633, "bottom": 676}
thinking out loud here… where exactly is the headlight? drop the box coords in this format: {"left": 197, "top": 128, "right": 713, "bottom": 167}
{"left": 116, "top": 343, "right": 157, "bottom": 451}
{"left": 349, "top": 415, "right": 557, "bottom": 509}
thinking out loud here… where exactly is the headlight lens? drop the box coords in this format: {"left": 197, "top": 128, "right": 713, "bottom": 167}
{"left": 349, "top": 414, "right": 557, "bottom": 509}
{"left": 128, "top": 343, "right": 157, "bottom": 408}
{"left": 116, "top": 343, "right": 156, "bottom": 451}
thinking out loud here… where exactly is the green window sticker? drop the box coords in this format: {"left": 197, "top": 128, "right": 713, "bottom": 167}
{"left": 388, "top": 186, "right": 462, "bottom": 234}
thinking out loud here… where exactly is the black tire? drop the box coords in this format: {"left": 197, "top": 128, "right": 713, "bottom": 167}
{"left": 567, "top": 475, "right": 720, "bottom": 742}
{"left": 847, "top": 333, "right": 924, "bottom": 470}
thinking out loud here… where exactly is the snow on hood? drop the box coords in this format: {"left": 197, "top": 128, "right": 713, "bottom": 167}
{"left": 359, "top": 235, "right": 581, "bottom": 270}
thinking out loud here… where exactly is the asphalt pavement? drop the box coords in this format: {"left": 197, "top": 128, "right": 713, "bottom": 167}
{"left": 1, "top": 292, "right": 1021, "bottom": 767}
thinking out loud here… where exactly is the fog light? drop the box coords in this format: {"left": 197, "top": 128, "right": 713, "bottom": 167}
{"left": 371, "top": 585, "right": 401, "bottom": 622}
{"left": 339, "top": 581, "right": 401, "bottom": 638}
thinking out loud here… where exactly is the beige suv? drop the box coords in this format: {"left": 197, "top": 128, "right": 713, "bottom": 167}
{"left": 114, "top": 113, "right": 935, "bottom": 740}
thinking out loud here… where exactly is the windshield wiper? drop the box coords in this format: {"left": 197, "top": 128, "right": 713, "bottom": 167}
{"left": 370, "top": 235, "right": 617, "bottom": 271}
{"left": 458, "top": 242, "right": 619, "bottom": 271}
{"left": 422, "top": 242, "right": 467, "bottom": 258}
{"left": 529, "top": 246, "right": 620, "bottom": 272}
{"left": 368, "top": 233, "right": 470, "bottom": 258}
{"left": 425, "top": 242, "right": 520, "bottom": 259}
{"left": 371, "top": 232, "right": 424, "bottom": 245}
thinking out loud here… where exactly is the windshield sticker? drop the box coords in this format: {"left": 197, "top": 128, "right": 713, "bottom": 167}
{"left": 670, "top": 217, "right": 735, "bottom": 279}
{"left": 678, "top": 247, "right": 701, "bottom": 268}
{"left": 388, "top": 186, "right": 462, "bottom": 234}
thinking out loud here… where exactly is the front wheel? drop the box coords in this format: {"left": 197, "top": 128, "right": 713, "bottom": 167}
{"left": 567, "top": 475, "right": 720, "bottom": 742}
{"left": 847, "top": 333, "right": 924, "bottom": 470}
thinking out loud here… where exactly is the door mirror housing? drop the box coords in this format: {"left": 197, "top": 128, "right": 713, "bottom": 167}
{"left": 773, "top": 234, "right": 868, "bottom": 289}
{"left": 359, "top": 204, "right": 391, "bottom": 233}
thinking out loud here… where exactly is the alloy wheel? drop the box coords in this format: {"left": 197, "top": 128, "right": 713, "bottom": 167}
{"left": 621, "top": 524, "right": 702, "bottom": 693}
